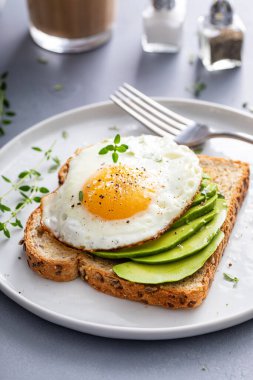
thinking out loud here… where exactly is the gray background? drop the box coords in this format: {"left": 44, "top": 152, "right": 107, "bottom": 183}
{"left": 0, "top": 0, "right": 253, "bottom": 379}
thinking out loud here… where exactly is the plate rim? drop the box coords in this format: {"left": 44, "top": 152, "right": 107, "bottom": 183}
{"left": 1, "top": 97, "right": 253, "bottom": 155}
{"left": 0, "top": 98, "right": 253, "bottom": 340}
{"left": 1, "top": 278, "right": 253, "bottom": 340}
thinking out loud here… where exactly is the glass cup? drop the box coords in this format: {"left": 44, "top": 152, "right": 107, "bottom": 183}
{"left": 26, "top": 0, "right": 116, "bottom": 53}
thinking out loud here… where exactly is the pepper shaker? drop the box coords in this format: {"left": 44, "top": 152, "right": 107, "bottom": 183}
{"left": 142, "top": 0, "right": 186, "bottom": 53}
{"left": 198, "top": 0, "right": 245, "bottom": 71}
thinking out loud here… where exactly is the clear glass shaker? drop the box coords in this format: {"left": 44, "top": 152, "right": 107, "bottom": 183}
{"left": 198, "top": 0, "right": 245, "bottom": 71}
{"left": 142, "top": 0, "right": 186, "bottom": 53}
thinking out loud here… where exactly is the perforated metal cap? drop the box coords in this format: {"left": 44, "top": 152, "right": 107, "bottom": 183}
{"left": 210, "top": 0, "right": 233, "bottom": 26}
{"left": 153, "top": 0, "right": 176, "bottom": 11}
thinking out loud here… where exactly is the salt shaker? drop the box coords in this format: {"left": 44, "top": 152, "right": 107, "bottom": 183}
{"left": 198, "top": 0, "right": 245, "bottom": 71}
{"left": 142, "top": 0, "right": 186, "bottom": 53}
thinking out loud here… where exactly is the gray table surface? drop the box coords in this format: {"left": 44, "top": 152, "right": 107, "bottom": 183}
{"left": 0, "top": 0, "right": 253, "bottom": 379}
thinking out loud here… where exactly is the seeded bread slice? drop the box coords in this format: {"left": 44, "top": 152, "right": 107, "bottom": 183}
{"left": 23, "top": 155, "right": 250, "bottom": 308}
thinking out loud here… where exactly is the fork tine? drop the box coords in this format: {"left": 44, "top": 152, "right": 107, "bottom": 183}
{"left": 113, "top": 91, "right": 180, "bottom": 137}
{"left": 119, "top": 86, "right": 185, "bottom": 131}
{"left": 123, "top": 83, "right": 193, "bottom": 126}
{"left": 110, "top": 94, "right": 173, "bottom": 138}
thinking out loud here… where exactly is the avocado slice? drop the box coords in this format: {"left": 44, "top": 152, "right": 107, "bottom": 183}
{"left": 171, "top": 194, "right": 217, "bottom": 229}
{"left": 113, "top": 231, "right": 224, "bottom": 284}
{"left": 91, "top": 209, "right": 216, "bottom": 259}
{"left": 191, "top": 182, "right": 218, "bottom": 207}
{"left": 134, "top": 198, "right": 226, "bottom": 264}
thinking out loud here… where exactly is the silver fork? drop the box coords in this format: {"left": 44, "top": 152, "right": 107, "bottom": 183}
{"left": 110, "top": 83, "right": 253, "bottom": 147}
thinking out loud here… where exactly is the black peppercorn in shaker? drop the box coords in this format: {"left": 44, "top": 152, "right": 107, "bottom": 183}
{"left": 197, "top": 0, "right": 245, "bottom": 71}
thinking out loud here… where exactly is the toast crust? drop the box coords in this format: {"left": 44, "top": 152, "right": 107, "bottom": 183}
{"left": 24, "top": 155, "right": 250, "bottom": 308}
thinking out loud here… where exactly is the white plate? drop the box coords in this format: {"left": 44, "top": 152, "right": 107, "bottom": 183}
{"left": 0, "top": 99, "right": 253, "bottom": 340}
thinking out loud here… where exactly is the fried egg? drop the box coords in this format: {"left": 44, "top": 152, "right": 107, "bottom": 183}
{"left": 41, "top": 135, "right": 202, "bottom": 250}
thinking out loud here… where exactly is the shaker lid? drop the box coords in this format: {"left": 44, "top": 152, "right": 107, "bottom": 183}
{"left": 153, "top": 0, "right": 176, "bottom": 11}
{"left": 210, "top": 0, "right": 233, "bottom": 26}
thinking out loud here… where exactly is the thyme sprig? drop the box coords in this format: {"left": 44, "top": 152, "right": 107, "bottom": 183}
{"left": 0, "top": 72, "right": 16, "bottom": 136}
{"left": 223, "top": 272, "right": 239, "bottom": 287}
{"left": 0, "top": 142, "right": 61, "bottom": 238}
{"left": 186, "top": 81, "right": 207, "bottom": 98}
{"left": 99, "top": 134, "right": 128, "bottom": 163}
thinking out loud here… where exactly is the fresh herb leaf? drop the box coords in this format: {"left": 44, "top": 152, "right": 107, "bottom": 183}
{"left": 3, "top": 227, "right": 10, "bottom": 238}
{"left": 186, "top": 81, "right": 207, "bottom": 98}
{"left": 30, "top": 169, "right": 41, "bottom": 177}
{"left": 37, "top": 57, "right": 48, "bottom": 64}
{"left": 15, "top": 218, "right": 23, "bottom": 228}
{"left": 15, "top": 202, "right": 24, "bottom": 210}
{"left": 0, "top": 71, "right": 15, "bottom": 135}
{"left": 19, "top": 185, "right": 30, "bottom": 192}
{"left": 114, "top": 134, "right": 121, "bottom": 144}
{"left": 20, "top": 192, "right": 29, "bottom": 199}
{"left": 5, "top": 111, "right": 15, "bottom": 117}
{"left": 32, "top": 147, "right": 42, "bottom": 152}
{"left": 62, "top": 131, "right": 68, "bottom": 139}
{"left": 33, "top": 197, "right": 41, "bottom": 203}
{"left": 98, "top": 134, "right": 129, "bottom": 163}
{"left": 48, "top": 165, "right": 59, "bottom": 173}
{"left": 194, "top": 82, "right": 206, "bottom": 97}
{"left": 223, "top": 272, "right": 239, "bottom": 287}
{"left": 112, "top": 152, "right": 119, "bottom": 163}
{"left": 39, "top": 187, "right": 49, "bottom": 194}
{"left": 47, "top": 156, "right": 60, "bottom": 173}
{"left": 0, "top": 203, "right": 11, "bottom": 212}
{"left": 1, "top": 175, "right": 11, "bottom": 183}
{"left": 99, "top": 147, "right": 109, "bottom": 155}
{"left": 18, "top": 171, "right": 29, "bottom": 179}
{"left": 116, "top": 145, "right": 128, "bottom": 153}
{"left": 52, "top": 156, "right": 60, "bottom": 165}
{"left": 105, "top": 144, "right": 114, "bottom": 151}
{"left": 2, "top": 119, "right": 11, "bottom": 125}
{"left": 53, "top": 83, "right": 64, "bottom": 91}
{"left": 11, "top": 218, "right": 23, "bottom": 229}
{"left": 1, "top": 72, "right": 8, "bottom": 80}
{"left": 1, "top": 82, "right": 6, "bottom": 91}
{"left": 3, "top": 98, "right": 9, "bottom": 108}
{"left": 79, "top": 191, "right": 83, "bottom": 202}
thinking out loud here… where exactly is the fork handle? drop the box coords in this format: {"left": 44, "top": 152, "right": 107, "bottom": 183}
{"left": 209, "top": 131, "right": 253, "bottom": 145}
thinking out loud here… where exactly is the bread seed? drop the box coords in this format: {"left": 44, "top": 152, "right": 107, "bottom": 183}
{"left": 94, "top": 272, "right": 104, "bottom": 282}
{"left": 110, "top": 279, "right": 123, "bottom": 289}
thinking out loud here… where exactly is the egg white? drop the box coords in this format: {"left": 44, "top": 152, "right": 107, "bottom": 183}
{"left": 41, "top": 135, "right": 202, "bottom": 250}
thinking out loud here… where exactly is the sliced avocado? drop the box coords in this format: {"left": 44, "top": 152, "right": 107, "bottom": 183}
{"left": 192, "top": 182, "right": 218, "bottom": 207}
{"left": 113, "top": 231, "right": 224, "bottom": 284}
{"left": 134, "top": 198, "right": 226, "bottom": 264}
{"left": 171, "top": 194, "right": 217, "bottom": 229}
{"left": 91, "top": 210, "right": 216, "bottom": 259}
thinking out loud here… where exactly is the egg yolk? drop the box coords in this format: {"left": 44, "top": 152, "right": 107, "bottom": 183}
{"left": 82, "top": 166, "right": 153, "bottom": 220}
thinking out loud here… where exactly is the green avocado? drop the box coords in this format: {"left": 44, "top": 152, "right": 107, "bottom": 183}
{"left": 113, "top": 231, "right": 224, "bottom": 284}
{"left": 91, "top": 209, "right": 216, "bottom": 259}
{"left": 134, "top": 198, "right": 227, "bottom": 264}
{"left": 171, "top": 194, "right": 217, "bottom": 229}
{"left": 191, "top": 182, "right": 218, "bottom": 207}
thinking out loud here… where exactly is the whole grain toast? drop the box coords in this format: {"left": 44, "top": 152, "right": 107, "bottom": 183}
{"left": 23, "top": 155, "right": 250, "bottom": 309}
